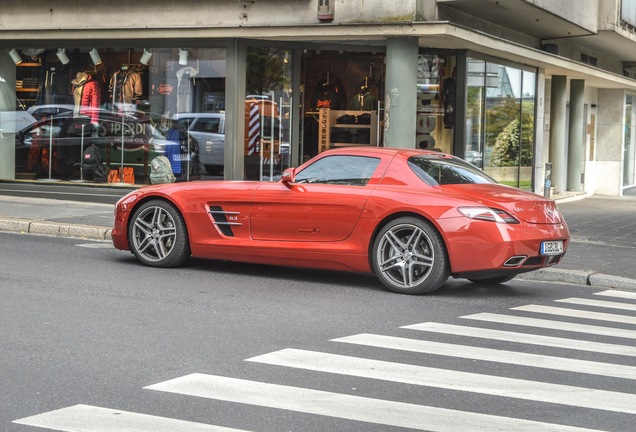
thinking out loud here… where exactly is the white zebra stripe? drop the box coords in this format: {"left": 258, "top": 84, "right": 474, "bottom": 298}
{"left": 512, "top": 304, "right": 636, "bottom": 325}
{"left": 555, "top": 297, "right": 636, "bottom": 312}
{"left": 594, "top": 290, "right": 636, "bottom": 300}
{"left": 402, "top": 321, "right": 636, "bottom": 356}
{"left": 462, "top": 313, "right": 636, "bottom": 339}
{"left": 146, "top": 374, "right": 602, "bottom": 432}
{"left": 333, "top": 333, "right": 636, "bottom": 380}
{"left": 13, "top": 404, "right": 247, "bottom": 432}
{"left": 247, "top": 348, "right": 636, "bottom": 414}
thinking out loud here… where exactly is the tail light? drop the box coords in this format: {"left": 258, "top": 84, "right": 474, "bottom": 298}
{"left": 458, "top": 207, "right": 520, "bottom": 224}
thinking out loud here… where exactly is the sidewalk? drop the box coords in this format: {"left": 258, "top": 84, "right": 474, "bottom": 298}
{"left": 1, "top": 191, "right": 635, "bottom": 291}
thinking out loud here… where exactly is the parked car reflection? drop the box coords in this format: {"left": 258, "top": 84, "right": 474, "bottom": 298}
{"left": 14, "top": 111, "right": 199, "bottom": 182}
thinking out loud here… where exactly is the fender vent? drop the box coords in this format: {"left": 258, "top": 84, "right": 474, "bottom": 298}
{"left": 209, "top": 205, "right": 241, "bottom": 237}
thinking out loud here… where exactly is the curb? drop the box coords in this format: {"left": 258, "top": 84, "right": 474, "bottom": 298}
{"left": 3, "top": 217, "right": 636, "bottom": 292}
{"left": 0, "top": 218, "right": 112, "bottom": 241}
{"left": 518, "top": 267, "right": 636, "bottom": 291}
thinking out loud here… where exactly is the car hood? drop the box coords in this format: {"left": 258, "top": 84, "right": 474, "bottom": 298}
{"left": 441, "top": 184, "right": 564, "bottom": 224}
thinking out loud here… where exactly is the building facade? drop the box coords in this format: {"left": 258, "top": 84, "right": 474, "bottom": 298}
{"left": 1, "top": 0, "right": 636, "bottom": 196}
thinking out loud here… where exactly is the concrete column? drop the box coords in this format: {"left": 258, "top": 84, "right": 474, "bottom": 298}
{"left": 567, "top": 79, "right": 585, "bottom": 191}
{"left": 384, "top": 37, "right": 418, "bottom": 148}
{"left": 549, "top": 75, "right": 567, "bottom": 193}
{"left": 596, "top": 88, "right": 626, "bottom": 196}
{"left": 0, "top": 53, "right": 17, "bottom": 180}
{"left": 224, "top": 40, "right": 246, "bottom": 180}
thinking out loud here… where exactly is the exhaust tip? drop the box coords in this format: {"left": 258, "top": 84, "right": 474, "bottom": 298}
{"left": 504, "top": 255, "right": 527, "bottom": 267}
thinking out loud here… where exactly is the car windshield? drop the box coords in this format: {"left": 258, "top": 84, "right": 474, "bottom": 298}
{"left": 408, "top": 154, "right": 496, "bottom": 185}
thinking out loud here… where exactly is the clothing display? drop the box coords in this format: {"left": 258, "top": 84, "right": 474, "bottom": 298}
{"left": 109, "top": 66, "right": 143, "bottom": 108}
{"left": 71, "top": 71, "right": 101, "bottom": 124}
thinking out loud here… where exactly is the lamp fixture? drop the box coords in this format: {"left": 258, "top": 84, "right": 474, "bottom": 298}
{"left": 9, "top": 49, "right": 22, "bottom": 65}
{"left": 56, "top": 48, "right": 70, "bottom": 65}
{"left": 178, "top": 48, "right": 189, "bottom": 65}
{"left": 89, "top": 48, "right": 102, "bottom": 65}
{"left": 140, "top": 48, "right": 153, "bottom": 65}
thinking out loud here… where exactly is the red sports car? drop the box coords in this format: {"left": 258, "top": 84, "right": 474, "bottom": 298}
{"left": 112, "top": 147, "right": 569, "bottom": 294}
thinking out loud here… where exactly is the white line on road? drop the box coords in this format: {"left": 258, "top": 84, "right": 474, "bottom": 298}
{"left": 594, "top": 290, "right": 636, "bottom": 300}
{"left": 462, "top": 313, "right": 636, "bottom": 340}
{"left": 512, "top": 305, "right": 636, "bottom": 325}
{"left": 555, "top": 297, "right": 636, "bottom": 312}
{"left": 402, "top": 322, "right": 636, "bottom": 356}
{"left": 333, "top": 333, "right": 636, "bottom": 380}
{"left": 13, "top": 404, "right": 249, "bottom": 432}
{"left": 247, "top": 348, "right": 636, "bottom": 414}
{"left": 146, "top": 373, "right": 602, "bottom": 432}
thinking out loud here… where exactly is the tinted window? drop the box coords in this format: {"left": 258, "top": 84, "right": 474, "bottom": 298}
{"left": 409, "top": 155, "right": 496, "bottom": 185}
{"left": 295, "top": 155, "right": 380, "bottom": 186}
{"left": 192, "top": 117, "right": 221, "bottom": 133}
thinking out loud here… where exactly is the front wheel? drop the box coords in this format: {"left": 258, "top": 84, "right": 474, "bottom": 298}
{"left": 129, "top": 199, "right": 191, "bottom": 267}
{"left": 372, "top": 217, "right": 449, "bottom": 294}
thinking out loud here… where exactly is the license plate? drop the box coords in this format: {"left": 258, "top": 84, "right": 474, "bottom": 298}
{"left": 541, "top": 240, "right": 564, "bottom": 256}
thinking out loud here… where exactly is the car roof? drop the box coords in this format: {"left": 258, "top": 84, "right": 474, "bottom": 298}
{"left": 320, "top": 146, "right": 443, "bottom": 159}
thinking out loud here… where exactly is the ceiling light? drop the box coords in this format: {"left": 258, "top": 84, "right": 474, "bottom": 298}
{"left": 140, "top": 48, "right": 153, "bottom": 65}
{"left": 9, "top": 49, "right": 22, "bottom": 65}
{"left": 89, "top": 48, "right": 102, "bottom": 65}
{"left": 56, "top": 49, "right": 70, "bottom": 65}
{"left": 178, "top": 49, "right": 189, "bottom": 65}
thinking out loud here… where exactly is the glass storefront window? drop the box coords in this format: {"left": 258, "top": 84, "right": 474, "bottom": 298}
{"left": 465, "top": 57, "right": 536, "bottom": 189}
{"left": 416, "top": 54, "right": 456, "bottom": 154}
{"left": 244, "top": 47, "right": 293, "bottom": 181}
{"left": 1, "top": 47, "right": 226, "bottom": 184}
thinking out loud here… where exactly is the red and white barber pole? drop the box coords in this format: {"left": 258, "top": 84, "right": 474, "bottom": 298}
{"left": 247, "top": 103, "right": 260, "bottom": 155}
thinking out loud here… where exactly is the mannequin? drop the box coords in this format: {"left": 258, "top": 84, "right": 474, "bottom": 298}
{"left": 72, "top": 71, "right": 101, "bottom": 125}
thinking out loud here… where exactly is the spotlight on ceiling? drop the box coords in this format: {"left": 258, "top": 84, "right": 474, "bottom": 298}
{"left": 9, "top": 49, "right": 22, "bottom": 65}
{"left": 178, "top": 48, "right": 189, "bottom": 66}
{"left": 140, "top": 48, "right": 153, "bottom": 65}
{"left": 89, "top": 48, "right": 102, "bottom": 65}
{"left": 56, "top": 49, "right": 70, "bottom": 65}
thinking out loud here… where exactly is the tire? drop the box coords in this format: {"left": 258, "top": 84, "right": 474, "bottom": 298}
{"left": 372, "top": 217, "right": 450, "bottom": 294}
{"left": 468, "top": 275, "right": 516, "bottom": 285}
{"left": 129, "top": 199, "right": 191, "bottom": 267}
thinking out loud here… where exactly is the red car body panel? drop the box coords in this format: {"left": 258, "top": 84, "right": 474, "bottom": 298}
{"left": 112, "top": 147, "right": 569, "bottom": 278}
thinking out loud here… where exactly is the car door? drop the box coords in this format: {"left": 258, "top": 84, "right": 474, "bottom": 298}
{"left": 250, "top": 155, "right": 381, "bottom": 242}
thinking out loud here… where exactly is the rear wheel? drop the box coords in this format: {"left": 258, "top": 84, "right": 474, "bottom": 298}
{"left": 129, "top": 199, "right": 190, "bottom": 267}
{"left": 372, "top": 217, "right": 449, "bottom": 294}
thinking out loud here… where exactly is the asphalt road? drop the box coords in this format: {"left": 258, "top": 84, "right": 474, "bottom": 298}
{"left": 2, "top": 233, "right": 635, "bottom": 431}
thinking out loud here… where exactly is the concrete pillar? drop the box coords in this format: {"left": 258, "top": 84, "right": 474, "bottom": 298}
{"left": 549, "top": 75, "right": 567, "bottom": 193}
{"left": 224, "top": 40, "right": 246, "bottom": 180}
{"left": 567, "top": 79, "right": 585, "bottom": 191}
{"left": 596, "top": 88, "right": 626, "bottom": 196}
{"left": 0, "top": 53, "right": 17, "bottom": 180}
{"left": 384, "top": 37, "right": 418, "bottom": 148}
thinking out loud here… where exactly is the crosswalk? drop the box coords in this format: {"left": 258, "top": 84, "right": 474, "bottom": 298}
{"left": 13, "top": 289, "right": 636, "bottom": 431}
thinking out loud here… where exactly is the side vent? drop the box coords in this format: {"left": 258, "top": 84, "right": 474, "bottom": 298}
{"left": 208, "top": 205, "right": 241, "bottom": 237}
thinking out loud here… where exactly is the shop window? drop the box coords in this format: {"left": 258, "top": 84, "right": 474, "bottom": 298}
{"left": 2, "top": 47, "right": 226, "bottom": 184}
{"left": 416, "top": 54, "right": 456, "bottom": 155}
{"left": 302, "top": 50, "right": 385, "bottom": 162}
{"left": 465, "top": 57, "right": 536, "bottom": 190}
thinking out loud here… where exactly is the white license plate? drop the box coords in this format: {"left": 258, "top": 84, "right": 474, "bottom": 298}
{"left": 541, "top": 240, "right": 564, "bottom": 256}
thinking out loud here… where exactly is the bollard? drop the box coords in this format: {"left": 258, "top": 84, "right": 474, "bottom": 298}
{"left": 544, "top": 162, "right": 552, "bottom": 198}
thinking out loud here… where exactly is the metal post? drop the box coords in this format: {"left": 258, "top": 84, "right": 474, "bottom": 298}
{"left": 544, "top": 162, "right": 552, "bottom": 198}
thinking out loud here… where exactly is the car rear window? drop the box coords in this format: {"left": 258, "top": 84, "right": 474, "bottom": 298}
{"left": 408, "top": 154, "right": 496, "bottom": 185}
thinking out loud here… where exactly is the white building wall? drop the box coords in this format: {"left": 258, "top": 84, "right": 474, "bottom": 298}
{"left": 0, "top": 0, "right": 417, "bottom": 32}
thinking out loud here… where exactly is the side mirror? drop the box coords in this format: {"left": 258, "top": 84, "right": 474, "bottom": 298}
{"left": 281, "top": 168, "right": 295, "bottom": 184}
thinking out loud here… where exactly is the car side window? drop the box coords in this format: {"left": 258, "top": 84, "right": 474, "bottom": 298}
{"left": 192, "top": 118, "right": 220, "bottom": 133}
{"left": 295, "top": 155, "right": 380, "bottom": 186}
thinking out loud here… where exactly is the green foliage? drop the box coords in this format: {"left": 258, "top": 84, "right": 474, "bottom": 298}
{"left": 490, "top": 117, "right": 533, "bottom": 167}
